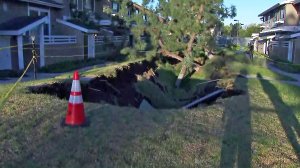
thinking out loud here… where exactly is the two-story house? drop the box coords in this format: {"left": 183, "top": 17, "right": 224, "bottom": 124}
{"left": 0, "top": 0, "right": 62, "bottom": 70}
{"left": 257, "top": 0, "right": 300, "bottom": 64}
{"left": 0, "top": 0, "right": 127, "bottom": 71}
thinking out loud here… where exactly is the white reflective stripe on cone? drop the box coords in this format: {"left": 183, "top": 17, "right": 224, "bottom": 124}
{"left": 69, "top": 95, "right": 83, "bottom": 104}
{"left": 71, "top": 80, "right": 81, "bottom": 92}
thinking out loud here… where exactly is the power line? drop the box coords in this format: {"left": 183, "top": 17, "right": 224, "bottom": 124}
{"left": 0, "top": 43, "right": 32, "bottom": 51}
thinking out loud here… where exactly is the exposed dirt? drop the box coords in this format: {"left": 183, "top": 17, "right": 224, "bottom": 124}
{"left": 29, "top": 60, "right": 157, "bottom": 107}
{"left": 28, "top": 60, "right": 245, "bottom": 109}
{"left": 29, "top": 82, "right": 73, "bottom": 99}
{"left": 87, "top": 62, "right": 155, "bottom": 106}
{"left": 221, "top": 89, "right": 245, "bottom": 98}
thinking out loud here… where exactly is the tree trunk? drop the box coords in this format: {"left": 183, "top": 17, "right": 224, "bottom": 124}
{"left": 175, "top": 65, "right": 187, "bottom": 88}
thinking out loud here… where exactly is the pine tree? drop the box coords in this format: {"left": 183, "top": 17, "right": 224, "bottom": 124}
{"left": 118, "top": 0, "right": 236, "bottom": 87}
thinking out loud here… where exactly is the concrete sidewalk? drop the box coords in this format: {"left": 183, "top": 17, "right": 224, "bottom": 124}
{"left": 0, "top": 62, "right": 110, "bottom": 84}
{"left": 267, "top": 63, "right": 300, "bottom": 83}
{"left": 239, "top": 74, "right": 300, "bottom": 87}
{"left": 0, "top": 72, "right": 59, "bottom": 84}
{"left": 244, "top": 53, "right": 300, "bottom": 87}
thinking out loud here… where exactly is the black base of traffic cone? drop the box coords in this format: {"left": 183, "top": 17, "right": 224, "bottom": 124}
{"left": 61, "top": 117, "right": 90, "bottom": 128}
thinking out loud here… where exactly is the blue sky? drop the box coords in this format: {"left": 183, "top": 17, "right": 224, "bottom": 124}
{"left": 223, "top": 0, "right": 281, "bottom": 25}
{"left": 132, "top": 0, "right": 281, "bottom": 26}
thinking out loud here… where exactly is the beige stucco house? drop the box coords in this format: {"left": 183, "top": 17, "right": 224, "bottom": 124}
{"left": 257, "top": 0, "right": 300, "bottom": 64}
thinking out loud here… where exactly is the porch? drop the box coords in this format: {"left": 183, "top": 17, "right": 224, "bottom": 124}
{"left": 0, "top": 16, "right": 48, "bottom": 70}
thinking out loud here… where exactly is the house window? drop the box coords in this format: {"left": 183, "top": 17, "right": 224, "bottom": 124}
{"left": 112, "top": 2, "right": 119, "bottom": 13}
{"left": 143, "top": 15, "right": 147, "bottom": 22}
{"left": 28, "top": 7, "right": 51, "bottom": 35}
{"left": 76, "top": 0, "right": 83, "bottom": 11}
{"left": 279, "top": 9, "right": 285, "bottom": 20}
{"left": 84, "top": 0, "right": 94, "bottom": 11}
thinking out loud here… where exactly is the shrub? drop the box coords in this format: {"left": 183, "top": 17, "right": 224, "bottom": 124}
{"left": 135, "top": 80, "right": 177, "bottom": 108}
{"left": 0, "top": 70, "right": 25, "bottom": 78}
{"left": 145, "top": 50, "right": 157, "bottom": 61}
{"left": 211, "top": 56, "right": 226, "bottom": 70}
{"left": 120, "top": 47, "right": 139, "bottom": 60}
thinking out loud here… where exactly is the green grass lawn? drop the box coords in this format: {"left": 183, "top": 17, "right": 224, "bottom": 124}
{"left": 273, "top": 62, "right": 300, "bottom": 74}
{"left": 39, "top": 52, "right": 128, "bottom": 73}
{"left": 54, "top": 50, "right": 294, "bottom": 82}
{"left": 39, "top": 58, "right": 105, "bottom": 73}
{"left": 0, "top": 50, "right": 300, "bottom": 167}
{"left": 201, "top": 49, "right": 295, "bottom": 81}
{"left": 229, "top": 62, "right": 295, "bottom": 81}
{"left": 1, "top": 77, "right": 300, "bottom": 167}
{"left": 254, "top": 51, "right": 300, "bottom": 73}
{"left": 55, "top": 58, "right": 146, "bottom": 80}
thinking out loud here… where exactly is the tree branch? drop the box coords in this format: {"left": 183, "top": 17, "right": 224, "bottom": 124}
{"left": 187, "top": 33, "right": 196, "bottom": 53}
{"left": 159, "top": 39, "right": 183, "bottom": 61}
{"left": 187, "top": 4, "right": 205, "bottom": 53}
{"left": 196, "top": 4, "right": 205, "bottom": 22}
{"left": 159, "top": 39, "right": 202, "bottom": 70}
{"left": 160, "top": 49, "right": 184, "bottom": 61}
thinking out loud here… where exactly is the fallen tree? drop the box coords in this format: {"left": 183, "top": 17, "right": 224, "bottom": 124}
{"left": 117, "top": 0, "right": 236, "bottom": 87}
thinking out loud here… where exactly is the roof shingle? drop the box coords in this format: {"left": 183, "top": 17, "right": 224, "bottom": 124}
{"left": 18, "top": 0, "right": 63, "bottom": 8}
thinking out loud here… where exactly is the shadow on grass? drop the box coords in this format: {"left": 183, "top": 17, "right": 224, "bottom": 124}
{"left": 220, "top": 69, "right": 252, "bottom": 168}
{"left": 257, "top": 73, "right": 300, "bottom": 160}
{"left": 2, "top": 105, "right": 172, "bottom": 168}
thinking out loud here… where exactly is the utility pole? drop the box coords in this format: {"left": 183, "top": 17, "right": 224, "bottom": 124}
{"left": 234, "top": 19, "right": 244, "bottom": 45}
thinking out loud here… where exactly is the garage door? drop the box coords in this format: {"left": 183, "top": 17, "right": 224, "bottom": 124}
{"left": 0, "top": 37, "right": 12, "bottom": 70}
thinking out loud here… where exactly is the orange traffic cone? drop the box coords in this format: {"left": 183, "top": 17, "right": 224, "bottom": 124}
{"left": 63, "top": 71, "right": 87, "bottom": 126}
